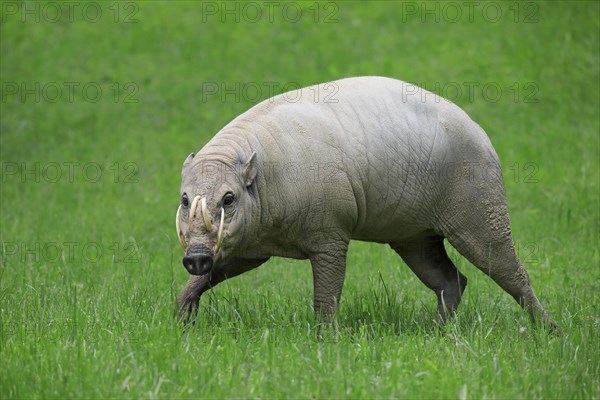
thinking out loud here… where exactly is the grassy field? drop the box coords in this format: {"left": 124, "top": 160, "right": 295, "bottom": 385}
{"left": 1, "top": 1, "right": 598, "bottom": 398}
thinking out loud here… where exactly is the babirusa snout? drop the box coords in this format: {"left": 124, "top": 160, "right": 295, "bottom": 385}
{"left": 182, "top": 249, "right": 213, "bottom": 275}
{"left": 175, "top": 196, "right": 226, "bottom": 256}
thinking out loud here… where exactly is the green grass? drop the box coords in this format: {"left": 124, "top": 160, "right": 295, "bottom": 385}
{"left": 1, "top": 1, "right": 598, "bottom": 398}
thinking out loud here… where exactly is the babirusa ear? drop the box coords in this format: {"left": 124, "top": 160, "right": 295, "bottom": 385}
{"left": 182, "top": 153, "right": 195, "bottom": 175}
{"left": 242, "top": 151, "right": 258, "bottom": 187}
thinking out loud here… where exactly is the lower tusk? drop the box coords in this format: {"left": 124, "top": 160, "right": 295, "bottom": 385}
{"left": 176, "top": 205, "right": 187, "bottom": 249}
{"left": 215, "top": 207, "right": 224, "bottom": 253}
{"left": 200, "top": 197, "right": 212, "bottom": 231}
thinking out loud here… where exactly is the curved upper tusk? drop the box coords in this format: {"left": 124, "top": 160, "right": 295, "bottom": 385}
{"left": 200, "top": 197, "right": 212, "bottom": 231}
{"left": 175, "top": 205, "right": 187, "bottom": 250}
{"left": 189, "top": 195, "right": 201, "bottom": 226}
{"left": 215, "top": 207, "right": 224, "bottom": 253}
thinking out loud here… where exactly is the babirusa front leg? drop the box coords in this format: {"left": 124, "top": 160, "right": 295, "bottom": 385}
{"left": 309, "top": 241, "right": 349, "bottom": 323}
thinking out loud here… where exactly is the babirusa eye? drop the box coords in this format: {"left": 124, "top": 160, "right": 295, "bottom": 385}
{"left": 223, "top": 192, "right": 235, "bottom": 206}
{"left": 181, "top": 193, "right": 189, "bottom": 207}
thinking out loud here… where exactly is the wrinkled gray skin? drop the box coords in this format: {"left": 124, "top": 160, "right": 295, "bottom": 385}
{"left": 176, "top": 76, "right": 556, "bottom": 330}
